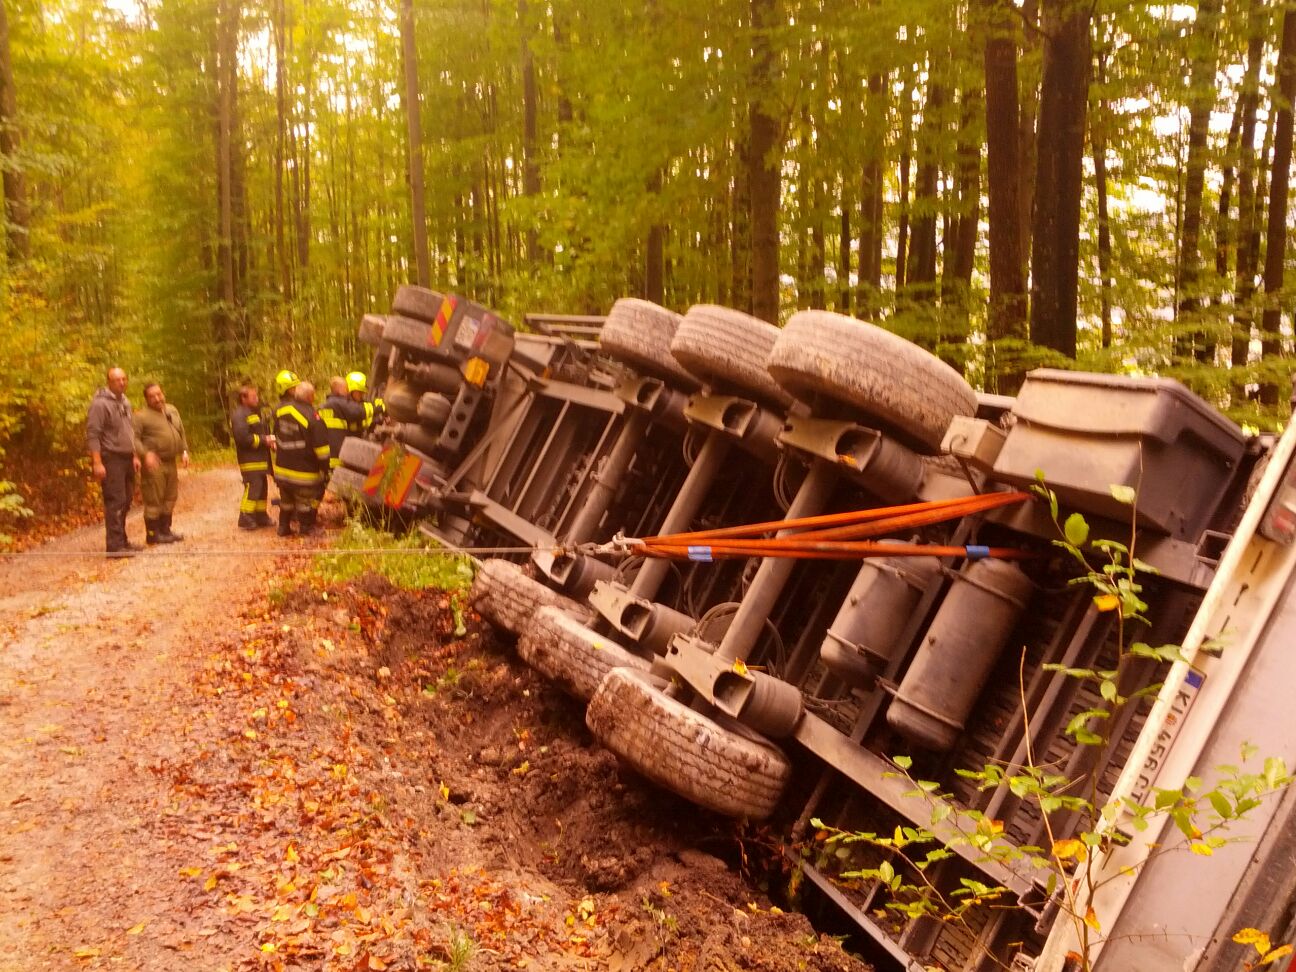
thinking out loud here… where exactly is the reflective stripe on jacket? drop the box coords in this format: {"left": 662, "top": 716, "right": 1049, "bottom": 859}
{"left": 232, "top": 404, "right": 270, "bottom": 472}
{"left": 318, "top": 394, "right": 366, "bottom": 469}
{"left": 271, "top": 398, "right": 329, "bottom": 485}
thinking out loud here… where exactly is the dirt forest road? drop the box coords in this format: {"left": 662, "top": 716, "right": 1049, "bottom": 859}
{"left": 0, "top": 465, "right": 870, "bottom": 972}
{"left": 0, "top": 467, "right": 286, "bottom": 969}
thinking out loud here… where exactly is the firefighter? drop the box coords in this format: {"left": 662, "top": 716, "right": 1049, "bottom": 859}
{"left": 318, "top": 376, "right": 366, "bottom": 471}
{"left": 231, "top": 380, "right": 274, "bottom": 530}
{"left": 270, "top": 370, "right": 330, "bottom": 537}
{"left": 346, "top": 371, "right": 384, "bottom": 432}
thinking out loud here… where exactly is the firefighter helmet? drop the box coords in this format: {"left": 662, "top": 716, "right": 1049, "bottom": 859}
{"left": 274, "top": 369, "right": 300, "bottom": 396}
{"left": 345, "top": 371, "right": 367, "bottom": 395}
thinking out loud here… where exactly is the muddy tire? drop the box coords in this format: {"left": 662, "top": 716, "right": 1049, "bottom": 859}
{"left": 767, "top": 311, "right": 977, "bottom": 453}
{"left": 385, "top": 315, "right": 442, "bottom": 358}
{"left": 384, "top": 380, "right": 420, "bottom": 423}
{"left": 599, "top": 298, "right": 699, "bottom": 389}
{"left": 417, "top": 392, "right": 452, "bottom": 429}
{"left": 670, "top": 305, "right": 792, "bottom": 408}
{"left": 339, "top": 437, "right": 382, "bottom": 473}
{"left": 358, "top": 313, "right": 388, "bottom": 348}
{"left": 329, "top": 466, "right": 371, "bottom": 503}
{"left": 470, "top": 559, "right": 592, "bottom": 636}
{"left": 392, "top": 285, "right": 445, "bottom": 324}
{"left": 585, "top": 668, "right": 790, "bottom": 819}
{"left": 517, "top": 606, "right": 649, "bottom": 701}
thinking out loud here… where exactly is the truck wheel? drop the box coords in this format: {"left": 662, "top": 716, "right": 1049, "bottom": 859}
{"left": 329, "top": 466, "right": 367, "bottom": 501}
{"left": 599, "top": 298, "right": 699, "bottom": 390}
{"left": 384, "top": 380, "right": 419, "bottom": 423}
{"left": 470, "top": 559, "right": 592, "bottom": 636}
{"left": 767, "top": 310, "right": 977, "bottom": 454}
{"left": 385, "top": 315, "right": 442, "bottom": 358}
{"left": 358, "top": 313, "right": 388, "bottom": 348}
{"left": 517, "top": 606, "right": 649, "bottom": 701}
{"left": 670, "top": 305, "right": 793, "bottom": 409}
{"left": 339, "top": 437, "right": 382, "bottom": 473}
{"left": 417, "top": 392, "right": 452, "bottom": 429}
{"left": 586, "top": 668, "right": 790, "bottom": 819}
{"left": 392, "top": 285, "right": 445, "bottom": 324}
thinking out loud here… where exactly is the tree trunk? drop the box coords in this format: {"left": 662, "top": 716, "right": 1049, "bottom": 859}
{"left": 1093, "top": 81, "right": 1113, "bottom": 351}
{"left": 1260, "top": 8, "right": 1296, "bottom": 407}
{"left": 748, "top": 0, "right": 781, "bottom": 323}
{"left": 905, "top": 76, "right": 942, "bottom": 303}
{"left": 858, "top": 73, "right": 886, "bottom": 303}
{"left": 1028, "top": 0, "right": 1091, "bottom": 358}
{"left": 645, "top": 170, "right": 664, "bottom": 302}
{"left": 982, "top": 0, "right": 1027, "bottom": 362}
{"left": 1215, "top": 106, "right": 1243, "bottom": 295}
{"left": 838, "top": 196, "right": 851, "bottom": 312}
{"left": 895, "top": 76, "right": 914, "bottom": 296}
{"left": 731, "top": 136, "right": 752, "bottom": 313}
{"left": 949, "top": 87, "right": 980, "bottom": 286}
{"left": 273, "top": 0, "right": 291, "bottom": 298}
{"left": 400, "top": 0, "right": 430, "bottom": 287}
{"left": 1017, "top": 0, "right": 1040, "bottom": 279}
{"left": 0, "top": 0, "right": 28, "bottom": 263}
{"left": 1233, "top": 6, "right": 1265, "bottom": 385}
{"left": 1174, "top": 0, "right": 1222, "bottom": 364}
{"left": 520, "top": 0, "right": 540, "bottom": 264}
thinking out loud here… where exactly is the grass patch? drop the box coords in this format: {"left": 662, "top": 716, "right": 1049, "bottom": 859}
{"left": 311, "top": 518, "right": 474, "bottom": 593}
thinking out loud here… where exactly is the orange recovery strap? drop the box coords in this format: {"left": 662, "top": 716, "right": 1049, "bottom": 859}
{"left": 623, "top": 490, "right": 1036, "bottom": 563}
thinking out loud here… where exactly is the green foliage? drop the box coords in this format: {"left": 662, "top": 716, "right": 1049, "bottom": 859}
{"left": 311, "top": 518, "right": 475, "bottom": 597}
{"left": 440, "top": 924, "right": 476, "bottom": 971}
{"left": 3, "top": 0, "right": 1294, "bottom": 485}
{"left": 0, "top": 480, "right": 33, "bottom": 546}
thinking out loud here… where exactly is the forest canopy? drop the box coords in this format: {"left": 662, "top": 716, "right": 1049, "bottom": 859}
{"left": 0, "top": 0, "right": 1294, "bottom": 487}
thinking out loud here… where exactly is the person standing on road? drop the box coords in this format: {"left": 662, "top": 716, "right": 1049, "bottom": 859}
{"left": 318, "top": 376, "right": 366, "bottom": 472}
{"left": 271, "top": 371, "right": 329, "bottom": 537}
{"left": 132, "top": 382, "right": 190, "bottom": 545}
{"left": 86, "top": 366, "right": 143, "bottom": 557}
{"left": 231, "top": 381, "right": 275, "bottom": 530}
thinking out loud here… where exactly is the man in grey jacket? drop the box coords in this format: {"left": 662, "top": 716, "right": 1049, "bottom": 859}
{"left": 86, "top": 366, "right": 143, "bottom": 557}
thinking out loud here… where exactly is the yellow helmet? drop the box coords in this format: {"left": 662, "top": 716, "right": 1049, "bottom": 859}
{"left": 345, "top": 371, "right": 368, "bottom": 394}
{"left": 274, "top": 369, "right": 300, "bottom": 396}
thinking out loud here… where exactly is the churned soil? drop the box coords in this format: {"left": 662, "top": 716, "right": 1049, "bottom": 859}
{"left": 0, "top": 466, "right": 870, "bottom": 971}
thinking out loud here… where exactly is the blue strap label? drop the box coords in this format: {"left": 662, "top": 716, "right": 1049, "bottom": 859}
{"left": 965, "top": 545, "right": 991, "bottom": 561}
{"left": 687, "top": 545, "right": 713, "bottom": 563}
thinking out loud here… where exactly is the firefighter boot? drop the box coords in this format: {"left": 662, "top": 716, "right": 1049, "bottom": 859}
{"left": 238, "top": 513, "right": 257, "bottom": 530}
{"left": 277, "top": 511, "right": 294, "bottom": 537}
{"left": 160, "top": 513, "right": 183, "bottom": 542}
{"left": 254, "top": 512, "right": 274, "bottom": 529}
{"left": 297, "top": 510, "right": 320, "bottom": 538}
{"left": 145, "top": 518, "right": 163, "bottom": 545}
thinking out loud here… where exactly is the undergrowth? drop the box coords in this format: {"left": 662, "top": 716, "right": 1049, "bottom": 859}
{"left": 312, "top": 518, "right": 474, "bottom": 593}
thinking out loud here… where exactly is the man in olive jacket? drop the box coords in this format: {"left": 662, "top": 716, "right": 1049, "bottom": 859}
{"left": 133, "top": 382, "right": 190, "bottom": 544}
{"left": 86, "top": 366, "right": 144, "bottom": 556}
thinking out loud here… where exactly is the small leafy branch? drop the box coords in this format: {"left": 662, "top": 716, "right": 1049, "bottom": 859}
{"left": 810, "top": 479, "right": 1293, "bottom": 971}
{"left": 0, "top": 480, "right": 33, "bottom": 547}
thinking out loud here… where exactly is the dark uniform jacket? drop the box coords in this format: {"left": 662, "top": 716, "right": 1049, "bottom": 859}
{"left": 317, "top": 393, "right": 366, "bottom": 468}
{"left": 232, "top": 403, "right": 270, "bottom": 473}
{"left": 271, "top": 395, "right": 330, "bottom": 486}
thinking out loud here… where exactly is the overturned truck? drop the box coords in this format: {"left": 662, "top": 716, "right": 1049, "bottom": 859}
{"left": 340, "top": 286, "right": 1296, "bottom": 972}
